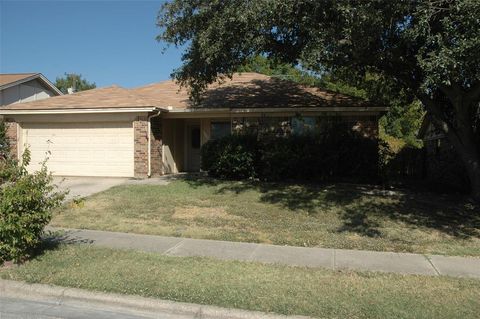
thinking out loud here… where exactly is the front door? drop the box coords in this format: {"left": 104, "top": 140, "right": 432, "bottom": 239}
{"left": 186, "top": 125, "right": 201, "bottom": 171}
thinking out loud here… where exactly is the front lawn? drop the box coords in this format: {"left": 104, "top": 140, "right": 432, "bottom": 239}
{"left": 51, "top": 177, "right": 480, "bottom": 256}
{"left": 2, "top": 245, "right": 479, "bottom": 319}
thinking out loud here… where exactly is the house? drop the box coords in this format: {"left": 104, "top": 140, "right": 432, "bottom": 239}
{"left": 0, "top": 73, "right": 387, "bottom": 178}
{"left": 0, "top": 73, "right": 62, "bottom": 106}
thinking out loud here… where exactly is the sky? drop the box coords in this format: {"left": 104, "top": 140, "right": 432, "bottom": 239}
{"left": 0, "top": 0, "right": 183, "bottom": 88}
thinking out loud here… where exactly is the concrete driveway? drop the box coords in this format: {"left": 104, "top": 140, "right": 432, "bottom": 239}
{"left": 53, "top": 176, "right": 172, "bottom": 202}
{"left": 53, "top": 177, "right": 128, "bottom": 201}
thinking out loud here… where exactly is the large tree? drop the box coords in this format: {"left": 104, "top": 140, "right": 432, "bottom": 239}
{"left": 55, "top": 73, "right": 96, "bottom": 94}
{"left": 157, "top": 0, "right": 480, "bottom": 200}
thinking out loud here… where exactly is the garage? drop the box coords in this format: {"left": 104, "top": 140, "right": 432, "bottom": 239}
{"left": 21, "top": 121, "right": 134, "bottom": 177}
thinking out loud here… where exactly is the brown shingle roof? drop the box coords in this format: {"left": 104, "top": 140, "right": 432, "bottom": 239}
{"left": 0, "top": 73, "right": 39, "bottom": 87}
{"left": 133, "top": 72, "right": 369, "bottom": 109}
{"left": 3, "top": 72, "right": 371, "bottom": 111}
{"left": 2, "top": 85, "right": 158, "bottom": 110}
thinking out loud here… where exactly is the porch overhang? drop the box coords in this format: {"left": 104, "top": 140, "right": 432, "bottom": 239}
{"left": 161, "top": 106, "right": 388, "bottom": 119}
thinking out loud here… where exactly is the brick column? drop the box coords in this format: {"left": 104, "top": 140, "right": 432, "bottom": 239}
{"left": 133, "top": 116, "right": 148, "bottom": 178}
{"left": 150, "top": 117, "right": 163, "bottom": 176}
{"left": 4, "top": 120, "right": 18, "bottom": 160}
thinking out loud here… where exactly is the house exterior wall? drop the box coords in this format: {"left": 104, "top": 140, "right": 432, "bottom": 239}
{"left": 150, "top": 116, "right": 163, "bottom": 176}
{"left": 2, "top": 111, "right": 380, "bottom": 177}
{"left": 134, "top": 116, "right": 149, "bottom": 178}
{"left": 160, "top": 113, "right": 380, "bottom": 175}
{"left": 0, "top": 79, "right": 57, "bottom": 106}
{"left": 162, "top": 118, "right": 186, "bottom": 174}
{"left": 231, "top": 115, "right": 379, "bottom": 138}
{"left": 4, "top": 120, "right": 18, "bottom": 159}
{"left": 4, "top": 113, "right": 153, "bottom": 178}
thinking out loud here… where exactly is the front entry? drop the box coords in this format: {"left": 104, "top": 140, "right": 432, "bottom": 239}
{"left": 186, "top": 124, "right": 201, "bottom": 171}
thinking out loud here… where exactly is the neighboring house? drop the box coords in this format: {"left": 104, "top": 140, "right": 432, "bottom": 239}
{"left": 0, "top": 73, "right": 62, "bottom": 106}
{"left": 0, "top": 72, "right": 387, "bottom": 178}
{"left": 418, "top": 117, "right": 469, "bottom": 192}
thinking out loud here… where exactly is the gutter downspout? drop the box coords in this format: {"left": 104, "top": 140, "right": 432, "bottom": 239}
{"left": 147, "top": 110, "right": 162, "bottom": 177}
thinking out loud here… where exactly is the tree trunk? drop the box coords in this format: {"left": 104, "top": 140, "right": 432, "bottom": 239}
{"left": 420, "top": 94, "right": 480, "bottom": 202}
{"left": 452, "top": 138, "right": 480, "bottom": 201}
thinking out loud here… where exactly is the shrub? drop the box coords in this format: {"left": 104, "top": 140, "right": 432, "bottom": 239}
{"left": 0, "top": 150, "right": 65, "bottom": 263}
{"left": 261, "top": 130, "right": 379, "bottom": 182}
{"left": 201, "top": 129, "right": 380, "bottom": 182}
{"left": 201, "top": 134, "right": 259, "bottom": 179}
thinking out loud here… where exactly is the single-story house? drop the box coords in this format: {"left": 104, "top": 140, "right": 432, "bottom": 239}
{"left": 0, "top": 72, "right": 387, "bottom": 178}
{"left": 0, "top": 73, "right": 62, "bottom": 106}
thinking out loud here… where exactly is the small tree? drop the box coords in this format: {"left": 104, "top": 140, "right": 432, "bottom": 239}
{"left": 55, "top": 73, "right": 96, "bottom": 94}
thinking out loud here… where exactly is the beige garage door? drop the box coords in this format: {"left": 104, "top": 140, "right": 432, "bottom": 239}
{"left": 22, "top": 122, "right": 134, "bottom": 177}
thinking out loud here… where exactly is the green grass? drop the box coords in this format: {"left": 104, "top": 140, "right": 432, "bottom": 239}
{"left": 51, "top": 177, "right": 480, "bottom": 256}
{"left": 1, "top": 245, "right": 479, "bottom": 319}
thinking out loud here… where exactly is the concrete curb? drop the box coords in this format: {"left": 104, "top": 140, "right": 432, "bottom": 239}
{"left": 0, "top": 279, "right": 311, "bottom": 319}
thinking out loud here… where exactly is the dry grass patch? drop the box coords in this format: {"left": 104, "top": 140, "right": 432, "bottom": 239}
{"left": 2, "top": 245, "right": 479, "bottom": 319}
{"left": 51, "top": 177, "right": 480, "bottom": 256}
{"left": 172, "top": 206, "right": 243, "bottom": 221}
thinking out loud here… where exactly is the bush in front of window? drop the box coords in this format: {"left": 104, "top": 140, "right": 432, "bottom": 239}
{"left": 261, "top": 130, "right": 379, "bottom": 182}
{"left": 201, "top": 129, "right": 380, "bottom": 183}
{"left": 201, "top": 134, "right": 260, "bottom": 179}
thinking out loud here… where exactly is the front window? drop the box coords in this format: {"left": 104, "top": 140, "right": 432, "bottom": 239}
{"left": 292, "top": 116, "right": 316, "bottom": 135}
{"left": 211, "top": 122, "right": 231, "bottom": 139}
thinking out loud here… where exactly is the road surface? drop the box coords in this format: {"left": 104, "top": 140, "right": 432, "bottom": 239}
{"left": 0, "top": 297, "right": 193, "bottom": 319}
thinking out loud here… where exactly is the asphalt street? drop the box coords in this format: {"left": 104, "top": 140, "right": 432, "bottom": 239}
{"left": 0, "top": 297, "right": 194, "bottom": 319}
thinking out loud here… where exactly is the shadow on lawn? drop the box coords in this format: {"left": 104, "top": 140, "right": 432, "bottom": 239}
{"left": 180, "top": 174, "right": 480, "bottom": 239}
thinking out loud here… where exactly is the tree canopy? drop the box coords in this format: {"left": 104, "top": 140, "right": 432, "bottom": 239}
{"left": 157, "top": 0, "right": 480, "bottom": 199}
{"left": 55, "top": 73, "right": 96, "bottom": 94}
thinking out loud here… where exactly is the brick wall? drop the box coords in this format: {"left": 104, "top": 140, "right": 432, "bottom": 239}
{"left": 4, "top": 120, "right": 18, "bottom": 160}
{"left": 231, "top": 115, "right": 380, "bottom": 138}
{"left": 133, "top": 115, "right": 163, "bottom": 178}
{"left": 133, "top": 116, "right": 148, "bottom": 178}
{"left": 150, "top": 116, "right": 163, "bottom": 176}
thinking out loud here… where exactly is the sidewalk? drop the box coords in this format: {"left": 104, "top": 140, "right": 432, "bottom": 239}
{"left": 46, "top": 227, "right": 480, "bottom": 278}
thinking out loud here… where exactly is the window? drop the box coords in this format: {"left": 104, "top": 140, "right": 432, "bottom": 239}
{"left": 291, "top": 117, "right": 316, "bottom": 135}
{"left": 211, "top": 122, "right": 231, "bottom": 139}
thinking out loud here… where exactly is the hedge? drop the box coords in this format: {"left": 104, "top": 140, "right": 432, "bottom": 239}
{"left": 201, "top": 130, "right": 379, "bottom": 182}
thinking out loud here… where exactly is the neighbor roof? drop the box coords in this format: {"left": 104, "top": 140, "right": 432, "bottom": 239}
{"left": 1, "top": 72, "right": 378, "bottom": 112}
{"left": 0, "top": 73, "right": 63, "bottom": 95}
{"left": 0, "top": 73, "right": 38, "bottom": 87}
{"left": 1, "top": 85, "right": 160, "bottom": 110}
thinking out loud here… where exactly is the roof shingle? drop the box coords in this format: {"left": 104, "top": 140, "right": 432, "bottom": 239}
{"left": 2, "top": 72, "right": 371, "bottom": 111}
{"left": 0, "top": 73, "right": 39, "bottom": 87}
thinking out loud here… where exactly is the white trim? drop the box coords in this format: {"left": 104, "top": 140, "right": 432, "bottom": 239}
{"left": 0, "top": 107, "right": 163, "bottom": 115}
{"left": 166, "top": 106, "right": 388, "bottom": 113}
{"left": 1, "top": 106, "right": 387, "bottom": 116}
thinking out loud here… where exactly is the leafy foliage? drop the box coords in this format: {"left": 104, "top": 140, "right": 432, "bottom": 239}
{"left": 0, "top": 151, "right": 64, "bottom": 263}
{"left": 201, "top": 134, "right": 259, "bottom": 179}
{"left": 240, "top": 55, "right": 424, "bottom": 148}
{"left": 158, "top": 0, "right": 480, "bottom": 199}
{"left": 0, "top": 122, "right": 8, "bottom": 159}
{"left": 55, "top": 73, "right": 96, "bottom": 94}
{"left": 201, "top": 128, "right": 379, "bottom": 182}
